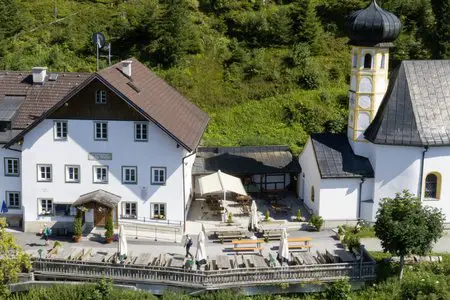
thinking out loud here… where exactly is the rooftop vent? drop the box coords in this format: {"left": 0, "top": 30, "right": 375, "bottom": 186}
{"left": 32, "top": 67, "right": 47, "bottom": 84}
{"left": 121, "top": 60, "right": 132, "bottom": 77}
{"left": 48, "top": 73, "right": 58, "bottom": 81}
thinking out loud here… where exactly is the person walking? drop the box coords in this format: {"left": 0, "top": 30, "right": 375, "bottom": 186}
{"left": 184, "top": 235, "right": 193, "bottom": 259}
{"left": 43, "top": 224, "right": 51, "bottom": 246}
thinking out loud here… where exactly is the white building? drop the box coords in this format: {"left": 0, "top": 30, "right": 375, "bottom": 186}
{"left": 0, "top": 59, "right": 209, "bottom": 232}
{"left": 299, "top": 1, "right": 450, "bottom": 224}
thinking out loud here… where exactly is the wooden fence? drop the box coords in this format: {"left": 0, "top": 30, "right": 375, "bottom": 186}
{"left": 32, "top": 258, "right": 376, "bottom": 289}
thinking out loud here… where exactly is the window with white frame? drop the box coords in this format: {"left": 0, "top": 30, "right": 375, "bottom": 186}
{"left": 152, "top": 203, "right": 166, "bottom": 219}
{"left": 122, "top": 202, "right": 137, "bottom": 219}
{"left": 93, "top": 166, "right": 108, "bottom": 183}
{"left": 4, "top": 158, "right": 19, "bottom": 176}
{"left": 94, "top": 121, "right": 108, "bottom": 140}
{"left": 65, "top": 165, "right": 80, "bottom": 183}
{"left": 54, "top": 121, "right": 68, "bottom": 140}
{"left": 95, "top": 89, "right": 107, "bottom": 104}
{"left": 151, "top": 167, "right": 166, "bottom": 185}
{"left": 39, "top": 199, "right": 53, "bottom": 215}
{"left": 37, "top": 164, "right": 52, "bottom": 182}
{"left": 122, "top": 166, "right": 137, "bottom": 184}
{"left": 135, "top": 122, "right": 148, "bottom": 141}
{"left": 6, "top": 191, "right": 20, "bottom": 208}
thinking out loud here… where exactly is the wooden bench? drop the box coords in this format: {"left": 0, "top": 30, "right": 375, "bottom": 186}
{"left": 217, "top": 231, "right": 246, "bottom": 242}
{"left": 231, "top": 239, "right": 264, "bottom": 254}
{"left": 288, "top": 237, "right": 313, "bottom": 252}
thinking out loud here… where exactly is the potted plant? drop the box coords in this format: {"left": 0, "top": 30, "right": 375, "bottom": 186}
{"left": 264, "top": 210, "right": 270, "bottom": 222}
{"left": 309, "top": 214, "right": 324, "bottom": 231}
{"left": 296, "top": 209, "right": 304, "bottom": 222}
{"left": 227, "top": 212, "right": 233, "bottom": 225}
{"left": 72, "top": 211, "right": 83, "bottom": 243}
{"left": 337, "top": 225, "right": 345, "bottom": 241}
{"left": 104, "top": 213, "right": 114, "bottom": 244}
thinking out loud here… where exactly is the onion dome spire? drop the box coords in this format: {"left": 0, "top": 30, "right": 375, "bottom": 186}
{"left": 345, "top": 0, "right": 402, "bottom": 47}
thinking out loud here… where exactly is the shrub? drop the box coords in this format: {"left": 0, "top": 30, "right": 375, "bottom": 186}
{"left": 104, "top": 213, "right": 114, "bottom": 239}
{"left": 296, "top": 209, "right": 302, "bottom": 222}
{"left": 342, "top": 231, "right": 361, "bottom": 251}
{"left": 264, "top": 210, "right": 270, "bottom": 221}
{"left": 73, "top": 211, "right": 82, "bottom": 237}
{"left": 337, "top": 225, "right": 345, "bottom": 236}
{"left": 310, "top": 214, "right": 324, "bottom": 231}
{"left": 325, "top": 278, "right": 352, "bottom": 300}
{"left": 298, "top": 67, "right": 321, "bottom": 89}
{"left": 227, "top": 212, "right": 233, "bottom": 224}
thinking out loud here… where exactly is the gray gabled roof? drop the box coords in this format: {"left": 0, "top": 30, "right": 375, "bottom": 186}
{"left": 365, "top": 60, "right": 450, "bottom": 146}
{"left": 193, "top": 146, "right": 301, "bottom": 176}
{"left": 72, "top": 189, "right": 121, "bottom": 209}
{"left": 311, "top": 133, "right": 374, "bottom": 179}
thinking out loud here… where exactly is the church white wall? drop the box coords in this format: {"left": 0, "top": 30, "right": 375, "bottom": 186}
{"left": 318, "top": 177, "right": 374, "bottom": 221}
{"left": 21, "top": 119, "right": 186, "bottom": 232}
{"left": 298, "top": 139, "right": 321, "bottom": 215}
{"left": 372, "top": 145, "right": 422, "bottom": 219}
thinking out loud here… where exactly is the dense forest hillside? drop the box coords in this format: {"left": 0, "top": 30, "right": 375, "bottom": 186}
{"left": 0, "top": 0, "right": 449, "bottom": 153}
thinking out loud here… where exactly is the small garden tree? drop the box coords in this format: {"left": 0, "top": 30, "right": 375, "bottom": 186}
{"left": 0, "top": 218, "right": 31, "bottom": 297}
{"left": 374, "top": 190, "right": 445, "bottom": 279}
{"left": 104, "top": 213, "right": 114, "bottom": 242}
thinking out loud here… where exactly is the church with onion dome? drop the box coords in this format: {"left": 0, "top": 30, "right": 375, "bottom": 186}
{"left": 299, "top": 0, "right": 450, "bottom": 224}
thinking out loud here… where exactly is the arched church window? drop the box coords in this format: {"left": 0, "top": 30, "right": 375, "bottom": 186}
{"left": 311, "top": 186, "right": 315, "bottom": 202}
{"left": 425, "top": 173, "right": 441, "bottom": 199}
{"left": 364, "top": 54, "right": 372, "bottom": 69}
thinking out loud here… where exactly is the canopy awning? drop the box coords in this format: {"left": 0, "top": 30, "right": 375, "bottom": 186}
{"left": 198, "top": 170, "right": 247, "bottom": 196}
{"left": 72, "top": 189, "right": 121, "bottom": 209}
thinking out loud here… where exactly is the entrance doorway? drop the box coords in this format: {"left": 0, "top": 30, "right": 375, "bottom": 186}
{"left": 93, "top": 205, "right": 108, "bottom": 226}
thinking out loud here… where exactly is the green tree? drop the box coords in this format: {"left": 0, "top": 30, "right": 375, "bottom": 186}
{"left": 0, "top": 0, "right": 22, "bottom": 56}
{"left": 431, "top": 0, "right": 450, "bottom": 58}
{"left": 0, "top": 218, "right": 31, "bottom": 297}
{"left": 149, "top": 0, "right": 202, "bottom": 67}
{"left": 291, "top": 0, "right": 323, "bottom": 53}
{"left": 374, "top": 190, "right": 445, "bottom": 279}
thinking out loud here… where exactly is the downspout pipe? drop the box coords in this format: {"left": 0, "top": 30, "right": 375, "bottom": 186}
{"left": 182, "top": 149, "right": 197, "bottom": 233}
{"left": 358, "top": 177, "right": 365, "bottom": 220}
{"left": 418, "top": 145, "right": 429, "bottom": 199}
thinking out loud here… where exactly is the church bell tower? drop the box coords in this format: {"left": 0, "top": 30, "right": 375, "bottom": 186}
{"left": 345, "top": 0, "right": 401, "bottom": 156}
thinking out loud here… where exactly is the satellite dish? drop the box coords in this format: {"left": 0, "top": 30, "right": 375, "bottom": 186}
{"left": 92, "top": 32, "right": 106, "bottom": 49}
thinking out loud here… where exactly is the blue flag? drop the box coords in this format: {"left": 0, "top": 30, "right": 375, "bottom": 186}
{"left": 1, "top": 200, "right": 8, "bottom": 213}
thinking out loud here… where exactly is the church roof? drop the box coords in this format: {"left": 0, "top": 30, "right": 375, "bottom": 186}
{"left": 365, "top": 60, "right": 450, "bottom": 146}
{"left": 311, "top": 133, "right": 374, "bottom": 179}
{"left": 345, "top": 0, "right": 401, "bottom": 47}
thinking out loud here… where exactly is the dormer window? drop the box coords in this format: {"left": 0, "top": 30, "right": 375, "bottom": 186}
{"left": 364, "top": 54, "right": 372, "bottom": 69}
{"left": 95, "top": 90, "right": 107, "bottom": 104}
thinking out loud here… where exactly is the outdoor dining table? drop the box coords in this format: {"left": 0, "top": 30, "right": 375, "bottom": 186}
{"left": 216, "top": 255, "right": 232, "bottom": 270}
{"left": 334, "top": 249, "right": 355, "bottom": 263}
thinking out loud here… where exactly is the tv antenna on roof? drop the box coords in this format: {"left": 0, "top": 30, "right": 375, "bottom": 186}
{"left": 92, "top": 32, "right": 110, "bottom": 71}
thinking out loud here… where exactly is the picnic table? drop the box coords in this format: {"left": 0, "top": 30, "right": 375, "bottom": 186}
{"left": 169, "top": 256, "right": 185, "bottom": 268}
{"left": 231, "top": 239, "right": 264, "bottom": 254}
{"left": 134, "top": 253, "right": 153, "bottom": 265}
{"left": 251, "top": 255, "right": 268, "bottom": 268}
{"left": 292, "top": 252, "right": 318, "bottom": 265}
{"left": 288, "top": 237, "right": 313, "bottom": 252}
{"left": 271, "top": 203, "right": 289, "bottom": 214}
{"left": 334, "top": 249, "right": 355, "bottom": 263}
{"left": 216, "top": 230, "right": 246, "bottom": 242}
{"left": 216, "top": 255, "right": 232, "bottom": 269}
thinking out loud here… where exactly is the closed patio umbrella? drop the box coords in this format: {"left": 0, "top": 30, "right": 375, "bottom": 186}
{"left": 118, "top": 225, "right": 128, "bottom": 262}
{"left": 195, "top": 231, "right": 207, "bottom": 266}
{"left": 278, "top": 228, "right": 289, "bottom": 263}
{"left": 248, "top": 200, "right": 259, "bottom": 232}
{"left": 1, "top": 200, "right": 8, "bottom": 214}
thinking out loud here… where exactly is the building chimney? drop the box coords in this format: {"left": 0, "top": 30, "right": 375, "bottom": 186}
{"left": 32, "top": 67, "right": 47, "bottom": 84}
{"left": 121, "top": 60, "right": 132, "bottom": 77}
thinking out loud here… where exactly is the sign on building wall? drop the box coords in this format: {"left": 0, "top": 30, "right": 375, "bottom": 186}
{"left": 88, "top": 152, "right": 113, "bottom": 161}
